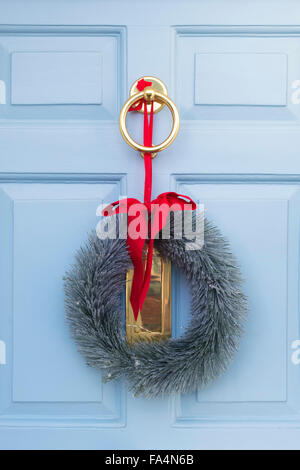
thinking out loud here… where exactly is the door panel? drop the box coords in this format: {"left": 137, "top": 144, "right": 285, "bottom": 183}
{"left": 172, "top": 177, "right": 300, "bottom": 424}
{"left": 0, "top": 177, "right": 126, "bottom": 428}
{"left": 0, "top": 26, "right": 125, "bottom": 120}
{"left": 1, "top": 0, "right": 300, "bottom": 450}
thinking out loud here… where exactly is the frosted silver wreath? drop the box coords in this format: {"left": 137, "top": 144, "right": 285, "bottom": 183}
{"left": 64, "top": 217, "right": 247, "bottom": 398}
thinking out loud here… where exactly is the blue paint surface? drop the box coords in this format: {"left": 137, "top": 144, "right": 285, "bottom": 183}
{"left": 11, "top": 52, "right": 103, "bottom": 105}
{"left": 0, "top": 0, "right": 300, "bottom": 450}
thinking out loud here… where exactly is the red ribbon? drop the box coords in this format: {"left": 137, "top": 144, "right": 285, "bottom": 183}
{"left": 103, "top": 79, "right": 196, "bottom": 320}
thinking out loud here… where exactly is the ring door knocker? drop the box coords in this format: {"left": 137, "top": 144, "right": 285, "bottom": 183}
{"left": 119, "top": 76, "right": 180, "bottom": 158}
{"left": 65, "top": 76, "right": 247, "bottom": 398}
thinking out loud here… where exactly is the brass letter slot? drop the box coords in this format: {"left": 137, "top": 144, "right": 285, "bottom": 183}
{"left": 126, "top": 248, "right": 171, "bottom": 344}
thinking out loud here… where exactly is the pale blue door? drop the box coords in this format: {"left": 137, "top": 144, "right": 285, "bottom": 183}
{"left": 1, "top": 0, "right": 300, "bottom": 450}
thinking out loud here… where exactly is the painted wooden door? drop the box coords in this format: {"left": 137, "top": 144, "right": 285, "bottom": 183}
{"left": 1, "top": 0, "right": 300, "bottom": 450}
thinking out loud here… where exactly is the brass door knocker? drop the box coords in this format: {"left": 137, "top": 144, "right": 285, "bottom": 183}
{"left": 119, "top": 76, "right": 180, "bottom": 158}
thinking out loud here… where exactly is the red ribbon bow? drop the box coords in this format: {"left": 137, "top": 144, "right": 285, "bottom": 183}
{"left": 103, "top": 80, "right": 196, "bottom": 320}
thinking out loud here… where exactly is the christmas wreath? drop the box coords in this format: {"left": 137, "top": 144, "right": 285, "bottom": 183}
{"left": 64, "top": 215, "right": 247, "bottom": 397}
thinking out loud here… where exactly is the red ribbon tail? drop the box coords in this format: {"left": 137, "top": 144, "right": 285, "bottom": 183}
{"left": 129, "top": 251, "right": 145, "bottom": 321}
{"left": 102, "top": 79, "right": 198, "bottom": 321}
{"left": 139, "top": 238, "right": 154, "bottom": 313}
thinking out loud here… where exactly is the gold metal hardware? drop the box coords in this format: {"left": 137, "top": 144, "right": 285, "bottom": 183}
{"left": 129, "top": 76, "right": 167, "bottom": 114}
{"left": 126, "top": 247, "right": 172, "bottom": 344}
{"left": 119, "top": 76, "right": 180, "bottom": 158}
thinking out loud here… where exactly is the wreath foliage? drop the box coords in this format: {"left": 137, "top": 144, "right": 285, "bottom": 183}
{"left": 64, "top": 216, "right": 247, "bottom": 398}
